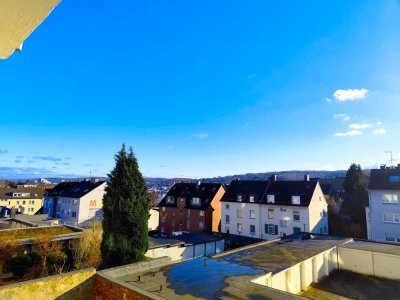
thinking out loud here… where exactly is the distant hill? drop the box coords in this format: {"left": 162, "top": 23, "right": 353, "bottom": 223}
{"left": 3, "top": 170, "right": 349, "bottom": 190}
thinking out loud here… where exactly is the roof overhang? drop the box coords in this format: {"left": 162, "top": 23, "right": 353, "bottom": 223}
{"left": 0, "top": 0, "right": 61, "bottom": 59}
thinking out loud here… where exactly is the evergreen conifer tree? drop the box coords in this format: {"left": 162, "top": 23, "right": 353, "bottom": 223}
{"left": 100, "top": 145, "right": 150, "bottom": 269}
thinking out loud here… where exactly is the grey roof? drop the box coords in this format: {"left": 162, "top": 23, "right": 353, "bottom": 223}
{"left": 221, "top": 178, "right": 319, "bottom": 207}
{"left": 45, "top": 180, "right": 106, "bottom": 198}
{"left": 368, "top": 167, "right": 400, "bottom": 191}
{"left": 158, "top": 182, "right": 224, "bottom": 209}
{"left": 0, "top": 187, "right": 45, "bottom": 199}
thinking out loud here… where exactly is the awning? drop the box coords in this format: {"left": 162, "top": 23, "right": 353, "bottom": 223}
{"left": 0, "top": 0, "right": 61, "bottom": 59}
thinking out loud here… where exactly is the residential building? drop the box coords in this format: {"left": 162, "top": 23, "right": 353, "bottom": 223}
{"left": 43, "top": 180, "right": 107, "bottom": 226}
{"left": 0, "top": 187, "right": 45, "bottom": 215}
{"left": 158, "top": 182, "right": 225, "bottom": 235}
{"left": 221, "top": 175, "right": 328, "bottom": 239}
{"left": 366, "top": 164, "right": 400, "bottom": 243}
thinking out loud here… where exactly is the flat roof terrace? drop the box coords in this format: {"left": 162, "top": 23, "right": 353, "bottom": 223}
{"left": 215, "top": 235, "right": 351, "bottom": 274}
{"left": 301, "top": 270, "right": 400, "bottom": 300}
{"left": 105, "top": 235, "right": 349, "bottom": 299}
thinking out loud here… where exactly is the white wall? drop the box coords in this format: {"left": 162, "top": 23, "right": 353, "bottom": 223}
{"left": 308, "top": 183, "right": 329, "bottom": 234}
{"left": 367, "top": 190, "right": 400, "bottom": 243}
{"left": 148, "top": 208, "right": 159, "bottom": 231}
{"left": 221, "top": 202, "right": 260, "bottom": 238}
{"left": 260, "top": 205, "right": 309, "bottom": 238}
{"left": 78, "top": 182, "right": 107, "bottom": 224}
{"left": 146, "top": 240, "right": 225, "bottom": 262}
{"left": 338, "top": 247, "right": 400, "bottom": 280}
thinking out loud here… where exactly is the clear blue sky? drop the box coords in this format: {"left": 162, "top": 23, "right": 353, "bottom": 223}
{"left": 1, "top": 0, "right": 400, "bottom": 179}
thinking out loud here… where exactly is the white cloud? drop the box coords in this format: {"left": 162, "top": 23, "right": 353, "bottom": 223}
{"left": 192, "top": 133, "right": 208, "bottom": 139}
{"left": 333, "top": 113, "right": 350, "bottom": 121}
{"left": 349, "top": 123, "right": 371, "bottom": 130}
{"left": 324, "top": 97, "right": 332, "bottom": 103}
{"left": 334, "top": 130, "right": 362, "bottom": 137}
{"left": 333, "top": 88, "right": 368, "bottom": 102}
{"left": 372, "top": 128, "right": 386, "bottom": 135}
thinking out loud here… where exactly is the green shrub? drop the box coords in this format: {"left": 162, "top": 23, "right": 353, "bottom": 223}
{"left": 9, "top": 254, "right": 32, "bottom": 279}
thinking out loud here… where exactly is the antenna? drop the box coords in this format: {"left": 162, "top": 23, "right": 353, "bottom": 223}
{"left": 385, "top": 151, "right": 399, "bottom": 167}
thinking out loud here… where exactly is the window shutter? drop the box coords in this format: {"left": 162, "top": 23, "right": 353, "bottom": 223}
{"left": 274, "top": 225, "right": 278, "bottom": 235}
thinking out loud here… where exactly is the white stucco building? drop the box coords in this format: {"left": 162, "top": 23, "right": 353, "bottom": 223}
{"left": 366, "top": 165, "right": 400, "bottom": 243}
{"left": 221, "top": 176, "right": 328, "bottom": 239}
{"left": 44, "top": 180, "right": 107, "bottom": 226}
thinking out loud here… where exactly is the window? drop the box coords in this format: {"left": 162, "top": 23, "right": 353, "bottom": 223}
{"left": 390, "top": 176, "right": 400, "bottom": 183}
{"left": 323, "top": 209, "right": 327, "bottom": 217}
{"left": 226, "top": 215, "right": 230, "bottom": 224}
{"left": 73, "top": 199, "right": 78, "bottom": 205}
{"left": 162, "top": 207, "right": 165, "bottom": 212}
{"left": 383, "top": 194, "right": 399, "bottom": 204}
{"left": 166, "top": 196, "right": 175, "bottom": 204}
{"left": 72, "top": 212, "right": 77, "bottom": 217}
{"left": 250, "top": 225, "right": 255, "bottom": 234}
{"left": 179, "top": 220, "right": 183, "bottom": 226}
{"left": 292, "top": 196, "right": 300, "bottom": 205}
{"left": 267, "top": 195, "right": 275, "bottom": 204}
{"left": 22, "top": 201, "right": 26, "bottom": 205}
{"left": 199, "top": 222, "right": 204, "bottom": 229}
{"left": 187, "top": 209, "right": 190, "bottom": 216}
{"left": 237, "top": 195, "right": 242, "bottom": 202}
{"left": 249, "top": 210, "right": 256, "bottom": 219}
{"left": 161, "top": 217, "right": 165, "bottom": 223}
{"left": 268, "top": 209, "right": 275, "bottom": 219}
{"left": 293, "top": 211, "right": 300, "bottom": 222}
{"left": 384, "top": 213, "right": 400, "bottom": 223}
{"left": 280, "top": 220, "right": 288, "bottom": 228}
{"left": 237, "top": 208, "right": 243, "bottom": 218}
{"left": 199, "top": 210, "right": 204, "bottom": 216}
{"left": 265, "top": 224, "right": 278, "bottom": 235}
{"left": 237, "top": 223, "right": 243, "bottom": 233}
{"left": 187, "top": 220, "right": 190, "bottom": 229}
{"left": 192, "top": 197, "right": 201, "bottom": 205}
{"left": 225, "top": 204, "right": 230, "bottom": 210}
{"left": 385, "top": 233, "right": 400, "bottom": 243}
{"left": 249, "top": 195, "right": 255, "bottom": 203}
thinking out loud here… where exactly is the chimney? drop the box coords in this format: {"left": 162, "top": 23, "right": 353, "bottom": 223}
{"left": 270, "top": 174, "right": 277, "bottom": 182}
{"left": 304, "top": 174, "right": 310, "bottom": 182}
{"left": 380, "top": 165, "right": 386, "bottom": 170}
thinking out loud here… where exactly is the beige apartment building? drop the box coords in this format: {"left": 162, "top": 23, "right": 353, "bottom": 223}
{"left": 0, "top": 187, "right": 45, "bottom": 215}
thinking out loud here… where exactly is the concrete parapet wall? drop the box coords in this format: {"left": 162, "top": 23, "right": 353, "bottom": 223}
{"left": 0, "top": 268, "right": 96, "bottom": 300}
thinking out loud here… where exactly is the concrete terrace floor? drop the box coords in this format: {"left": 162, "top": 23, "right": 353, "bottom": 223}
{"left": 300, "top": 270, "right": 400, "bottom": 300}
{"left": 118, "top": 257, "right": 307, "bottom": 299}
{"left": 216, "top": 236, "right": 350, "bottom": 274}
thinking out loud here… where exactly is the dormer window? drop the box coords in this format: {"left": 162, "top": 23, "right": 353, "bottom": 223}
{"left": 249, "top": 195, "right": 255, "bottom": 203}
{"left": 267, "top": 195, "right": 275, "bottom": 204}
{"left": 191, "top": 197, "right": 201, "bottom": 205}
{"left": 166, "top": 196, "right": 175, "bottom": 204}
{"left": 292, "top": 196, "right": 300, "bottom": 205}
{"left": 237, "top": 195, "right": 242, "bottom": 202}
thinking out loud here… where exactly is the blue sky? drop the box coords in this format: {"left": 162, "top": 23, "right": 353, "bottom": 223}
{"left": 1, "top": 0, "right": 400, "bottom": 179}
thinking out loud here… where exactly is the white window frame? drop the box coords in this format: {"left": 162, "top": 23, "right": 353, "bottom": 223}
{"left": 383, "top": 194, "right": 399, "bottom": 204}
{"left": 267, "top": 195, "right": 275, "bottom": 204}
{"left": 225, "top": 204, "right": 230, "bottom": 210}
{"left": 237, "top": 223, "right": 243, "bottom": 233}
{"left": 249, "top": 210, "right": 256, "bottom": 219}
{"left": 268, "top": 209, "right": 274, "bottom": 219}
{"left": 199, "top": 210, "right": 204, "bottom": 216}
{"left": 250, "top": 224, "right": 256, "bottom": 234}
{"left": 192, "top": 197, "right": 201, "bottom": 205}
{"left": 226, "top": 214, "right": 230, "bottom": 224}
{"left": 237, "top": 208, "right": 243, "bottom": 218}
{"left": 249, "top": 195, "right": 255, "bottom": 203}
{"left": 237, "top": 195, "right": 243, "bottom": 202}
{"left": 293, "top": 211, "right": 300, "bottom": 222}
{"left": 384, "top": 213, "right": 400, "bottom": 224}
{"left": 292, "top": 196, "right": 300, "bottom": 205}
